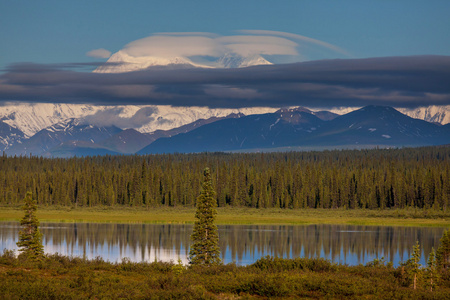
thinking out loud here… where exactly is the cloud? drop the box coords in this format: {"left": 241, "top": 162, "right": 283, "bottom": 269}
{"left": 86, "top": 48, "right": 112, "bottom": 59}
{"left": 237, "top": 30, "right": 351, "bottom": 57}
{"left": 119, "top": 31, "right": 342, "bottom": 61}
{"left": 217, "top": 35, "right": 298, "bottom": 56}
{"left": 123, "top": 35, "right": 224, "bottom": 57}
{"left": 0, "top": 56, "right": 449, "bottom": 108}
{"left": 82, "top": 106, "right": 158, "bottom": 128}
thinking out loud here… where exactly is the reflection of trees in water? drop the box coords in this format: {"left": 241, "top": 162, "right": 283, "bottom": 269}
{"left": 0, "top": 223, "right": 446, "bottom": 264}
{"left": 218, "top": 225, "right": 445, "bottom": 264}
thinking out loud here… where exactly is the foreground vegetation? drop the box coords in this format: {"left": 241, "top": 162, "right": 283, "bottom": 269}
{"left": 1, "top": 251, "right": 449, "bottom": 299}
{"left": 1, "top": 147, "right": 449, "bottom": 210}
{"left": 1, "top": 206, "right": 450, "bottom": 226}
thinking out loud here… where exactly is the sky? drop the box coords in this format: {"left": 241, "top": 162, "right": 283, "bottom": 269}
{"left": 1, "top": 0, "right": 450, "bottom": 109}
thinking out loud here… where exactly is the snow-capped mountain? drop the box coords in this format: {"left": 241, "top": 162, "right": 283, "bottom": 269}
{"left": 0, "top": 103, "right": 277, "bottom": 138}
{"left": 8, "top": 118, "right": 122, "bottom": 156}
{"left": 139, "top": 106, "right": 450, "bottom": 154}
{"left": 94, "top": 50, "right": 272, "bottom": 73}
{"left": 215, "top": 53, "right": 272, "bottom": 68}
{"left": 397, "top": 105, "right": 450, "bottom": 125}
{"left": 94, "top": 50, "right": 208, "bottom": 73}
{"left": 128, "top": 106, "right": 277, "bottom": 133}
{"left": 0, "top": 103, "right": 102, "bottom": 137}
{"left": 0, "top": 120, "right": 25, "bottom": 152}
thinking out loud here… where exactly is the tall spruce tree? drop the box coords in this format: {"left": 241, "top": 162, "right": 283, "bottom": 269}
{"left": 17, "top": 192, "right": 44, "bottom": 260}
{"left": 427, "top": 248, "right": 437, "bottom": 292}
{"left": 436, "top": 229, "right": 450, "bottom": 270}
{"left": 409, "top": 241, "right": 422, "bottom": 290}
{"left": 189, "top": 168, "right": 221, "bottom": 265}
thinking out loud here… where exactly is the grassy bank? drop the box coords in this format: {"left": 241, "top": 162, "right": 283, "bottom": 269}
{"left": 1, "top": 252, "right": 449, "bottom": 299}
{"left": 1, "top": 206, "right": 449, "bottom": 227}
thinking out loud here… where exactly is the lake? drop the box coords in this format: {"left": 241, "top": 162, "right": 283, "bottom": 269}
{"left": 0, "top": 222, "right": 446, "bottom": 266}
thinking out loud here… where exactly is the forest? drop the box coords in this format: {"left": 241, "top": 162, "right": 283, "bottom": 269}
{"left": 0, "top": 146, "right": 449, "bottom": 210}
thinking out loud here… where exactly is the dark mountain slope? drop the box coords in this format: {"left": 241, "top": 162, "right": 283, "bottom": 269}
{"left": 138, "top": 108, "right": 325, "bottom": 154}
{"left": 47, "top": 141, "right": 121, "bottom": 158}
{"left": 0, "top": 121, "right": 25, "bottom": 152}
{"left": 8, "top": 119, "right": 122, "bottom": 156}
{"left": 99, "top": 129, "right": 153, "bottom": 154}
{"left": 139, "top": 106, "right": 450, "bottom": 154}
{"left": 311, "top": 106, "right": 449, "bottom": 147}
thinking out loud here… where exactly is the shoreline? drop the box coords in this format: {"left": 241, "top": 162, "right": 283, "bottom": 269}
{"left": 1, "top": 206, "right": 449, "bottom": 227}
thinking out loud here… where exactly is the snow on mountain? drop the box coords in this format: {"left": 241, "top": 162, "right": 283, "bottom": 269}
{"left": 216, "top": 53, "right": 272, "bottom": 68}
{"left": 130, "top": 106, "right": 277, "bottom": 133}
{"left": 94, "top": 50, "right": 208, "bottom": 73}
{"left": 0, "top": 102, "right": 277, "bottom": 140}
{"left": 140, "top": 106, "right": 450, "bottom": 155}
{"left": 0, "top": 103, "right": 103, "bottom": 137}
{"left": 397, "top": 105, "right": 450, "bottom": 125}
{"left": 95, "top": 50, "right": 272, "bottom": 73}
{"left": 1, "top": 102, "right": 447, "bottom": 146}
{"left": 8, "top": 118, "right": 122, "bottom": 156}
{"left": 0, "top": 120, "right": 25, "bottom": 151}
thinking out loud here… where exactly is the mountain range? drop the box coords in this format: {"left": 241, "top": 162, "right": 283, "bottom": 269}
{"left": 0, "top": 105, "right": 447, "bottom": 157}
{"left": 0, "top": 51, "right": 448, "bottom": 156}
{"left": 138, "top": 106, "right": 450, "bottom": 154}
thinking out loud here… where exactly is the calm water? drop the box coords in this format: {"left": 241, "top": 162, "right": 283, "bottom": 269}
{"left": 0, "top": 222, "right": 446, "bottom": 266}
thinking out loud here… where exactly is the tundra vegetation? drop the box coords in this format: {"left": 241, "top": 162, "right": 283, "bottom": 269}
{"left": 1, "top": 233, "right": 450, "bottom": 299}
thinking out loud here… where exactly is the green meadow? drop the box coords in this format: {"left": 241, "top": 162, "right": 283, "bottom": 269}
{"left": 1, "top": 206, "right": 449, "bottom": 227}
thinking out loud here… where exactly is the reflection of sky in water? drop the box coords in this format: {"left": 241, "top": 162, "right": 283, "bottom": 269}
{"left": 0, "top": 222, "right": 445, "bottom": 266}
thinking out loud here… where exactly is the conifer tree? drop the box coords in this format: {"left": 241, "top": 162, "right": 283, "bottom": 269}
{"left": 189, "top": 168, "right": 221, "bottom": 265}
{"left": 407, "top": 241, "right": 422, "bottom": 290}
{"left": 427, "top": 248, "right": 437, "bottom": 292}
{"left": 436, "top": 229, "right": 450, "bottom": 270}
{"left": 17, "top": 192, "right": 44, "bottom": 260}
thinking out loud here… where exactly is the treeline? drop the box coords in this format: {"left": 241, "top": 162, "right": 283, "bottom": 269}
{"left": 1, "top": 146, "right": 449, "bottom": 210}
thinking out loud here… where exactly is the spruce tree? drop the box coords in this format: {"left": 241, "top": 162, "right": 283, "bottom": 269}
{"left": 408, "top": 241, "right": 422, "bottom": 290}
{"left": 17, "top": 192, "right": 44, "bottom": 260}
{"left": 189, "top": 168, "right": 221, "bottom": 265}
{"left": 427, "top": 248, "right": 437, "bottom": 292}
{"left": 436, "top": 229, "right": 450, "bottom": 270}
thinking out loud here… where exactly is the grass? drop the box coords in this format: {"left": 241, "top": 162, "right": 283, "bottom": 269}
{"left": 1, "top": 206, "right": 449, "bottom": 227}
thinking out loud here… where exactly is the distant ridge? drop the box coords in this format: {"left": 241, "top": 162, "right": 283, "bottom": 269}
{"left": 139, "top": 106, "right": 450, "bottom": 154}
{"left": 8, "top": 119, "right": 122, "bottom": 157}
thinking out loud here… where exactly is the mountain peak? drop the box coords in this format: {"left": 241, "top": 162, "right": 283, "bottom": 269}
{"left": 358, "top": 105, "right": 404, "bottom": 116}
{"left": 95, "top": 51, "right": 273, "bottom": 73}
{"left": 216, "top": 53, "right": 272, "bottom": 68}
{"left": 94, "top": 51, "right": 202, "bottom": 73}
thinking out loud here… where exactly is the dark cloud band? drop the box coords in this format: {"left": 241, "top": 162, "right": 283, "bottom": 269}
{"left": 0, "top": 55, "right": 449, "bottom": 108}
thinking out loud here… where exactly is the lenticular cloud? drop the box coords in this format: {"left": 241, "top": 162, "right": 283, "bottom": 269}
{"left": 118, "top": 30, "right": 347, "bottom": 62}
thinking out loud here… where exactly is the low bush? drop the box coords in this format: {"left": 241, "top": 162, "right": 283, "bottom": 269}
{"left": 1, "top": 250, "right": 450, "bottom": 299}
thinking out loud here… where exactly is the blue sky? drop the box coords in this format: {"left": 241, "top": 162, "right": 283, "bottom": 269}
{"left": 1, "top": 0, "right": 450, "bottom": 68}
{"left": 1, "top": 0, "right": 449, "bottom": 109}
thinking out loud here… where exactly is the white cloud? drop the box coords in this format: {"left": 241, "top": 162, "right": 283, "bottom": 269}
{"left": 116, "top": 31, "right": 345, "bottom": 60}
{"left": 86, "top": 48, "right": 112, "bottom": 58}
{"left": 218, "top": 35, "right": 298, "bottom": 56}
{"left": 237, "top": 30, "right": 351, "bottom": 57}
{"left": 123, "top": 35, "right": 223, "bottom": 57}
